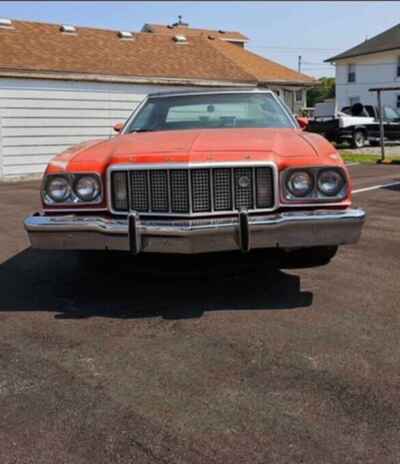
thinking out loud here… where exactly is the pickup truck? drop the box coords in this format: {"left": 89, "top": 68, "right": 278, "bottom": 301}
{"left": 307, "top": 102, "right": 400, "bottom": 148}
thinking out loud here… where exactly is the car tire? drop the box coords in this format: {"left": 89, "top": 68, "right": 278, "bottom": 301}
{"left": 279, "top": 246, "right": 338, "bottom": 269}
{"left": 351, "top": 130, "right": 366, "bottom": 148}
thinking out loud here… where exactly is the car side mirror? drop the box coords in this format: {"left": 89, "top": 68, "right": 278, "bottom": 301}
{"left": 113, "top": 122, "right": 124, "bottom": 133}
{"left": 296, "top": 116, "right": 309, "bottom": 130}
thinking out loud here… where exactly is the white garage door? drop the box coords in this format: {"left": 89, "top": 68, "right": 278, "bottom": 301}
{"left": 0, "top": 78, "right": 196, "bottom": 180}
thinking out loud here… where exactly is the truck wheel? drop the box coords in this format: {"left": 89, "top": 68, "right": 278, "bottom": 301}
{"left": 279, "top": 246, "right": 338, "bottom": 269}
{"left": 352, "top": 130, "right": 366, "bottom": 148}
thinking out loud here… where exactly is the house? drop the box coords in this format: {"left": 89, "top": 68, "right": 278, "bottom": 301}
{"left": 0, "top": 18, "right": 315, "bottom": 179}
{"left": 326, "top": 23, "right": 400, "bottom": 111}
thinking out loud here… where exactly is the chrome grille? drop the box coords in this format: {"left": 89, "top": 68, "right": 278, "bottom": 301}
{"left": 234, "top": 167, "right": 253, "bottom": 210}
{"left": 130, "top": 171, "right": 148, "bottom": 212}
{"left": 110, "top": 164, "right": 275, "bottom": 216}
{"left": 150, "top": 170, "right": 169, "bottom": 212}
{"left": 170, "top": 170, "right": 190, "bottom": 213}
{"left": 214, "top": 168, "right": 232, "bottom": 211}
{"left": 191, "top": 169, "right": 211, "bottom": 212}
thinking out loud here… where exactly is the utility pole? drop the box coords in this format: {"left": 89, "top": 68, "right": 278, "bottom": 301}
{"left": 298, "top": 55, "right": 302, "bottom": 73}
{"left": 377, "top": 89, "right": 385, "bottom": 162}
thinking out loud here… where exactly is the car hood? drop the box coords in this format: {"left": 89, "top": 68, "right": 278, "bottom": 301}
{"left": 48, "top": 128, "right": 340, "bottom": 174}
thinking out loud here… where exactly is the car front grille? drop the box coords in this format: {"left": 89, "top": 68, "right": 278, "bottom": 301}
{"left": 110, "top": 164, "right": 275, "bottom": 216}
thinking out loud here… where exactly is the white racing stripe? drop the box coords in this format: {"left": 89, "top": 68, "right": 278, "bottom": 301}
{"left": 352, "top": 181, "right": 400, "bottom": 194}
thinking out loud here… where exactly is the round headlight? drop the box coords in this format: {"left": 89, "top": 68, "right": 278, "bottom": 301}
{"left": 317, "top": 170, "right": 345, "bottom": 196}
{"left": 287, "top": 170, "right": 313, "bottom": 197}
{"left": 74, "top": 175, "right": 100, "bottom": 202}
{"left": 46, "top": 176, "right": 71, "bottom": 203}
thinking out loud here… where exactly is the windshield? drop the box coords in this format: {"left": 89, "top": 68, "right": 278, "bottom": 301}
{"left": 125, "top": 93, "right": 295, "bottom": 133}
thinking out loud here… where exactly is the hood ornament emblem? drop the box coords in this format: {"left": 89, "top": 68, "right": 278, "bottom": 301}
{"left": 238, "top": 175, "right": 251, "bottom": 188}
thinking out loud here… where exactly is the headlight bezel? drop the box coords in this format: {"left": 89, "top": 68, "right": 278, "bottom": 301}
{"left": 73, "top": 174, "right": 101, "bottom": 202}
{"left": 286, "top": 170, "right": 314, "bottom": 198}
{"left": 282, "top": 166, "right": 348, "bottom": 202}
{"left": 316, "top": 168, "right": 346, "bottom": 197}
{"left": 45, "top": 175, "right": 72, "bottom": 203}
{"left": 42, "top": 173, "right": 103, "bottom": 206}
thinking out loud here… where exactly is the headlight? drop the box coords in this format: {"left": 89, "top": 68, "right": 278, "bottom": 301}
{"left": 43, "top": 173, "right": 102, "bottom": 205}
{"left": 74, "top": 175, "right": 101, "bottom": 201}
{"left": 46, "top": 176, "right": 71, "bottom": 202}
{"left": 317, "top": 169, "right": 345, "bottom": 196}
{"left": 286, "top": 170, "right": 313, "bottom": 197}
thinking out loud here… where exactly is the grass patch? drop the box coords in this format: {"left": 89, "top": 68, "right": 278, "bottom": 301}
{"left": 340, "top": 152, "right": 400, "bottom": 164}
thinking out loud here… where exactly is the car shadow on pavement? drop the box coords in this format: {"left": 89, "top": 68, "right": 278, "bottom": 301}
{"left": 0, "top": 248, "right": 313, "bottom": 320}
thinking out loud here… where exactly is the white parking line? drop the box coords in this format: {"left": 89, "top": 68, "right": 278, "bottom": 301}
{"left": 352, "top": 181, "right": 400, "bottom": 194}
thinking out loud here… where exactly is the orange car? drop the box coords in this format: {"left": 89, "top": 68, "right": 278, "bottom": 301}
{"left": 24, "top": 89, "right": 365, "bottom": 267}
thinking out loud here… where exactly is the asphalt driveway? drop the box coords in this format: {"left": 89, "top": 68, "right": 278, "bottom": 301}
{"left": 0, "top": 164, "right": 399, "bottom": 464}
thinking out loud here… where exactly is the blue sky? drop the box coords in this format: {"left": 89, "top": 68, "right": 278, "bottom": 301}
{"left": 1, "top": 1, "right": 399, "bottom": 78}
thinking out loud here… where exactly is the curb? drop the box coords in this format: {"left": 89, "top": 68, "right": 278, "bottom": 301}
{"left": 377, "top": 159, "right": 400, "bottom": 165}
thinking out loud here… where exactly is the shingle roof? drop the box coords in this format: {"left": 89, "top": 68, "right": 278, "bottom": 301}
{"left": 0, "top": 19, "right": 313, "bottom": 86}
{"left": 142, "top": 23, "right": 248, "bottom": 41}
{"left": 326, "top": 23, "right": 400, "bottom": 62}
{"left": 211, "top": 39, "right": 316, "bottom": 84}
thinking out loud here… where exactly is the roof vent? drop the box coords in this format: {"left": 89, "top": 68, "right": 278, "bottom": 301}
{"left": 172, "top": 15, "right": 189, "bottom": 28}
{"left": 0, "top": 18, "right": 13, "bottom": 28}
{"left": 173, "top": 35, "right": 188, "bottom": 43}
{"left": 118, "top": 31, "right": 134, "bottom": 39}
{"left": 60, "top": 25, "right": 77, "bottom": 33}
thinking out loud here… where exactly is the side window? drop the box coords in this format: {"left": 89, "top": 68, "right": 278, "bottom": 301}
{"left": 129, "top": 102, "right": 156, "bottom": 130}
{"left": 397, "top": 57, "right": 400, "bottom": 78}
{"left": 383, "top": 106, "right": 399, "bottom": 121}
{"left": 397, "top": 95, "right": 400, "bottom": 109}
{"left": 348, "top": 64, "right": 356, "bottom": 83}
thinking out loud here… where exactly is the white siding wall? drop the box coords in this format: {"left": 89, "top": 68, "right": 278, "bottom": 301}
{"left": 335, "top": 50, "right": 400, "bottom": 110}
{"left": 0, "top": 78, "right": 198, "bottom": 180}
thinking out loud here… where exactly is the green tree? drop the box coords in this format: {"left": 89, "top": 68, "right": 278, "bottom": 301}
{"left": 307, "top": 77, "right": 335, "bottom": 107}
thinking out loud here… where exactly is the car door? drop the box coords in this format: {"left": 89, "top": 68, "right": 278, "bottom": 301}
{"left": 383, "top": 106, "right": 400, "bottom": 140}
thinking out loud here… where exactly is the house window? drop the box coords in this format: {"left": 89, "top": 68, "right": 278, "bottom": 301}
{"left": 295, "top": 90, "right": 303, "bottom": 103}
{"left": 348, "top": 64, "right": 356, "bottom": 83}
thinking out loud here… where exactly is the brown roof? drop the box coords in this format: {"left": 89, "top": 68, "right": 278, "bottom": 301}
{"left": 211, "top": 39, "right": 316, "bottom": 85}
{"left": 142, "top": 23, "right": 248, "bottom": 41}
{"left": 0, "top": 19, "right": 314, "bottom": 86}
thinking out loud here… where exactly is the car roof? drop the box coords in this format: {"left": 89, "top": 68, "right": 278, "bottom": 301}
{"left": 147, "top": 88, "right": 274, "bottom": 98}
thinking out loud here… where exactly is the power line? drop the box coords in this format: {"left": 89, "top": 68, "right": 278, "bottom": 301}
{"left": 250, "top": 44, "right": 342, "bottom": 52}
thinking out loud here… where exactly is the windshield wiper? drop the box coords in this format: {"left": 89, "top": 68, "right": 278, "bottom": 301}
{"left": 131, "top": 128, "right": 154, "bottom": 133}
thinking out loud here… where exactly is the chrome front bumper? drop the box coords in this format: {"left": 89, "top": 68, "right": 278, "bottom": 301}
{"left": 24, "top": 208, "right": 366, "bottom": 254}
